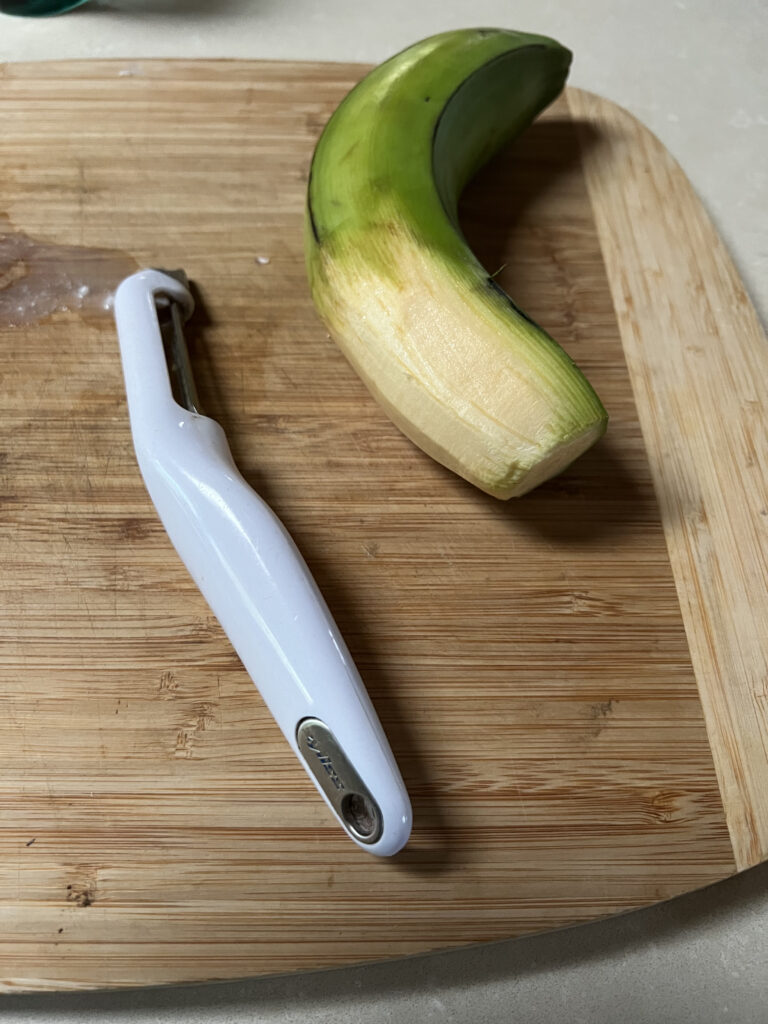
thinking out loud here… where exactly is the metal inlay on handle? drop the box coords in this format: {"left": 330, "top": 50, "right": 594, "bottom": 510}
{"left": 296, "top": 718, "right": 383, "bottom": 845}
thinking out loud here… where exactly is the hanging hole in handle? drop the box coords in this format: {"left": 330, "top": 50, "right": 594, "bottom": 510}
{"left": 341, "top": 792, "right": 378, "bottom": 839}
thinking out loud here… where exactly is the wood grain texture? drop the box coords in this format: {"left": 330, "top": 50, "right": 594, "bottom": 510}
{"left": 0, "top": 59, "right": 750, "bottom": 991}
{"left": 569, "top": 88, "right": 768, "bottom": 870}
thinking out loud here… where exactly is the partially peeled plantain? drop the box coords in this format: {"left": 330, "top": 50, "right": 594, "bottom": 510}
{"left": 305, "top": 28, "right": 607, "bottom": 499}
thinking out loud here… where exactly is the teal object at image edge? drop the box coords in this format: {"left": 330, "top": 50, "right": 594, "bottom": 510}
{"left": 1, "top": 0, "right": 89, "bottom": 16}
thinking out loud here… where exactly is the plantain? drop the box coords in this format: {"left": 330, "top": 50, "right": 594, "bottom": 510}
{"left": 305, "top": 28, "right": 607, "bottom": 499}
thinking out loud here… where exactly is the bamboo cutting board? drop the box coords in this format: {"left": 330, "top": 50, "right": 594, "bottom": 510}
{"left": 0, "top": 60, "right": 766, "bottom": 992}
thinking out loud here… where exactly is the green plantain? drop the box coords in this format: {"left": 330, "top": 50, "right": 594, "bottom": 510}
{"left": 305, "top": 28, "right": 607, "bottom": 499}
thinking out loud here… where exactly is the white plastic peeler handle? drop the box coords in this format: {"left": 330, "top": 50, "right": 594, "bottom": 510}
{"left": 113, "top": 269, "right": 412, "bottom": 856}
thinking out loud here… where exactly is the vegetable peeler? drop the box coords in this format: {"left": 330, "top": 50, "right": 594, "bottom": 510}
{"left": 113, "top": 268, "right": 412, "bottom": 856}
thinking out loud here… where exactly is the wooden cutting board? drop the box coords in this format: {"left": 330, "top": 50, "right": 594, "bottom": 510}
{"left": 1, "top": 59, "right": 766, "bottom": 992}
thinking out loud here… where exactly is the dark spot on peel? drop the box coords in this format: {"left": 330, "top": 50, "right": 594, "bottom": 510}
{"left": 341, "top": 140, "right": 359, "bottom": 162}
{"left": 307, "top": 201, "right": 320, "bottom": 243}
{"left": 306, "top": 163, "right": 321, "bottom": 244}
{"left": 486, "top": 277, "right": 540, "bottom": 328}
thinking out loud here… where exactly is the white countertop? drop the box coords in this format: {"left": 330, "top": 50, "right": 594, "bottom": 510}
{"left": 1, "top": 1, "right": 767, "bottom": 1020}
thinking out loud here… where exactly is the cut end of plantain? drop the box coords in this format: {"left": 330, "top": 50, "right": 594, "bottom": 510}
{"left": 305, "top": 28, "right": 608, "bottom": 499}
{"left": 490, "top": 423, "right": 607, "bottom": 499}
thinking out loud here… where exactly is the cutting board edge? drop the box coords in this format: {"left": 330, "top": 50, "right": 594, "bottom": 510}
{"left": 569, "top": 85, "right": 768, "bottom": 871}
